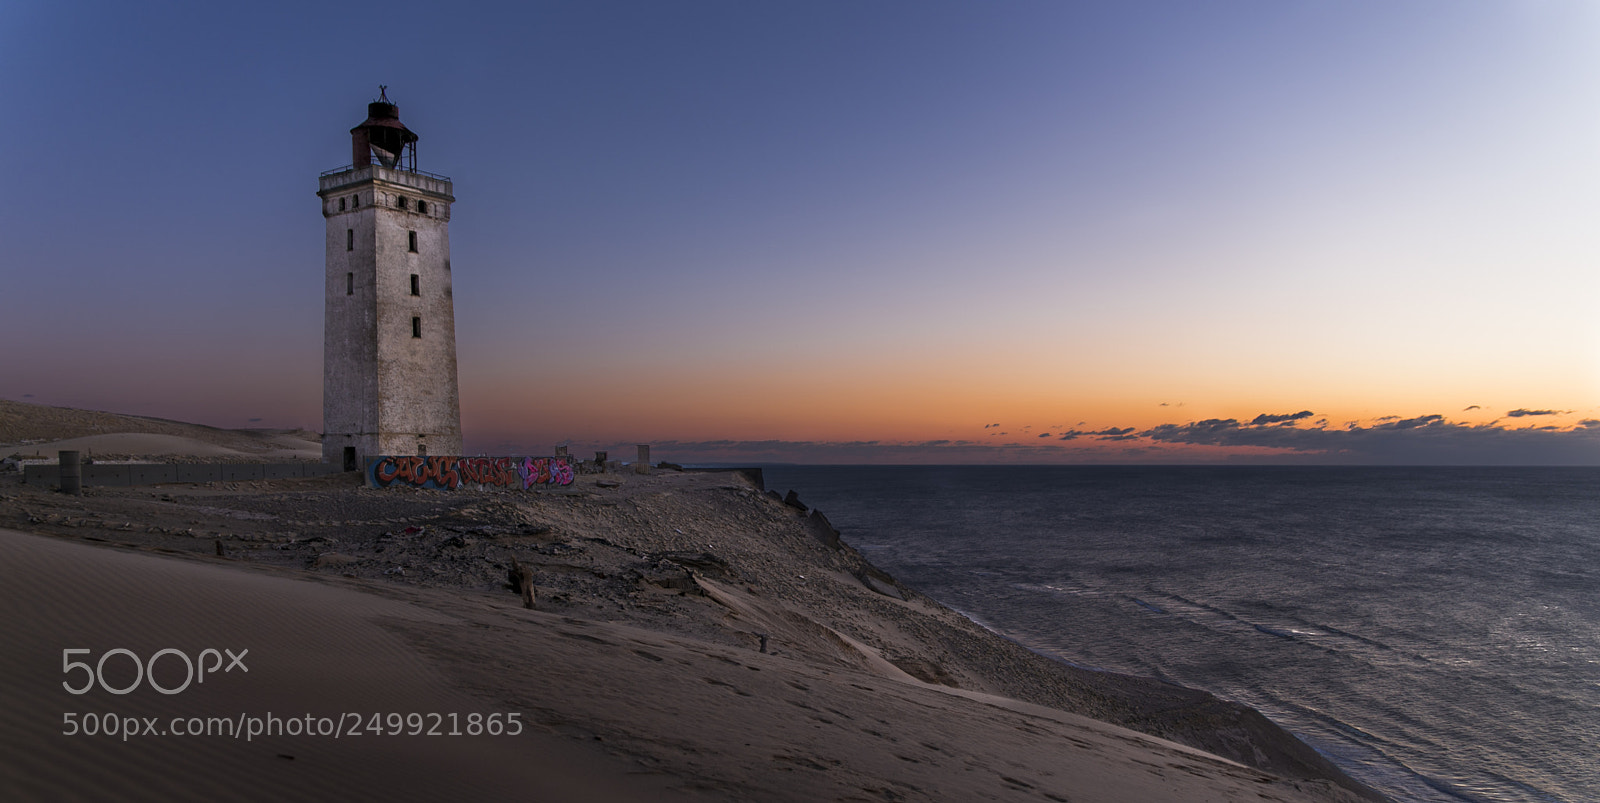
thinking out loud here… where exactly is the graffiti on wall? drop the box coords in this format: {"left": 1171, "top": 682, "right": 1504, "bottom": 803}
{"left": 367, "top": 456, "right": 575, "bottom": 490}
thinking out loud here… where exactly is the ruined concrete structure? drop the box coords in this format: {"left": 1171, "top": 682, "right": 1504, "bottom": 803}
{"left": 318, "top": 91, "right": 461, "bottom": 469}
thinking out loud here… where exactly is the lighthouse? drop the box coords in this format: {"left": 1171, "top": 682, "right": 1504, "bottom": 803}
{"left": 317, "top": 89, "right": 461, "bottom": 470}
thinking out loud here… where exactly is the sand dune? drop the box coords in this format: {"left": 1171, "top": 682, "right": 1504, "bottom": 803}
{"left": 0, "top": 399, "right": 319, "bottom": 458}
{"left": 0, "top": 528, "right": 673, "bottom": 802}
{"left": 0, "top": 526, "right": 1370, "bottom": 802}
{"left": 0, "top": 400, "right": 1382, "bottom": 801}
{"left": 14, "top": 432, "right": 319, "bottom": 460}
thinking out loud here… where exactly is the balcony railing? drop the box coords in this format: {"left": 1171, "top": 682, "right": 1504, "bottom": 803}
{"left": 319, "top": 162, "right": 452, "bottom": 182}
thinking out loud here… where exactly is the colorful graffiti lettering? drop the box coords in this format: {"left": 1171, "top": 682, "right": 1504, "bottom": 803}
{"left": 457, "top": 457, "right": 520, "bottom": 486}
{"left": 368, "top": 456, "right": 574, "bottom": 490}
{"left": 519, "top": 457, "right": 574, "bottom": 489}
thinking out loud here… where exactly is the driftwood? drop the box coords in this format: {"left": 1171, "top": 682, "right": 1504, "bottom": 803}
{"left": 508, "top": 557, "right": 536, "bottom": 609}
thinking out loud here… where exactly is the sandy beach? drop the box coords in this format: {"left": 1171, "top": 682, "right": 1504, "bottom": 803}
{"left": 0, "top": 402, "right": 1384, "bottom": 802}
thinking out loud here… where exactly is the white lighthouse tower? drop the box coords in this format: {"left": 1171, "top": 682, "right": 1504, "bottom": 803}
{"left": 317, "top": 89, "right": 461, "bottom": 470}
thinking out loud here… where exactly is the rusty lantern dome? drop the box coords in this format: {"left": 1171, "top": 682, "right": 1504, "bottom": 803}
{"left": 351, "top": 87, "right": 419, "bottom": 171}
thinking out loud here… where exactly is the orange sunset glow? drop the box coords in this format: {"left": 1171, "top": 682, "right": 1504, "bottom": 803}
{"left": 4, "top": 2, "right": 1598, "bottom": 465}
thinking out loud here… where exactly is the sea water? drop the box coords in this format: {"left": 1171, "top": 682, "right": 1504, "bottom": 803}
{"left": 760, "top": 466, "right": 1599, "bottom": 803}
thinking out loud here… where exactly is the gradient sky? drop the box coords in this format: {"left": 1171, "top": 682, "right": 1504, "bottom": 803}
{"left": 4, "top": 1, "right": 1600, "bottom": 464}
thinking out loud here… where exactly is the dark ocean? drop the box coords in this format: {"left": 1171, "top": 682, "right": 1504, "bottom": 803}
{"left": 759, "top": 466, "right": 1599, "bottom": 803}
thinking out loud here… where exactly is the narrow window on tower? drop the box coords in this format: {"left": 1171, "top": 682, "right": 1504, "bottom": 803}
{"left": 339, "top": 197, "right": 346, "bottom": 212}
{"left": 347, "top": 272, "right": 353, "bottom": 295}
{"left": 408, "top": 231, "right": 418, "bottom": 252}
{"left": 417, "top": 200, "right": 427, "bottom": 214}
{"left": 398, "top": 196, "right": 408, "bottom": 210}
{"left": 410, "top": 274, "right": 420, "bottom": 296}
{"left": 352, "top": 195, "right": 359, "bottom": 208}
{"left": 347, "top": 229, "right": 353, "bottom": 251}
{"left": 412, "top": 317, "right": 421, "bottom": 338}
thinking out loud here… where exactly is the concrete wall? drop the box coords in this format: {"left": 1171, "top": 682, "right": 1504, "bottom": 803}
{"left": 372, "top": 185, "right": 459, "bottom": 458}
{"left": 322, "top": 180, "right": 381, "bottom": 465}
{"left": 366, "top": 456, "right": 575, "bottom": 490}
{"left": 24, "top": 463, "right": 345, "bottom": 488}
{"left": 319, "top": 165, "right": 462, "bottom": 468}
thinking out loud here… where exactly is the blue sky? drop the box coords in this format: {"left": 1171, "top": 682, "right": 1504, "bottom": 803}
{"left": 4, "top": 1, "right": 1599, "bottom": 463}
